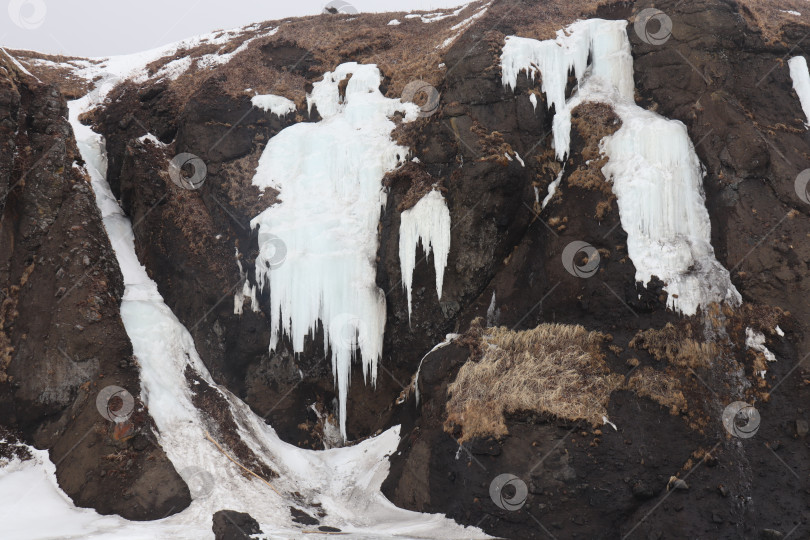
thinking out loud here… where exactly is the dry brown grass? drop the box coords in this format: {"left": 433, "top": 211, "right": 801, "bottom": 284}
{"left": 736, "top": 0, "right": 809, "bottom": 45}
{"left": 567, "top": 101, "right": 622, "bottom": 219}
{"left": 445, "top": 323, "right": 623, "bottom": 441}
{"left": 629, "top": 323, "right": 718, "bottom": 369}
{"left": 626, "top": 366, "right": 687, "bottom": 415}
{"left": 470, "top": 120, "right": 517, "bottom": 165}
{"left": 385, "top": 162, "right": 444, "bottom": 212}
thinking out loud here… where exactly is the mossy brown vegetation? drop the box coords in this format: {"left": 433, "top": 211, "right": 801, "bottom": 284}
{"left": 445, "top": 322, "right": 623, "bottom": 442}
{"left": 567, "top": 101, "right": 622, "bottom": 220}
{"left": 629, "top": 322, "right": 718, "bottom": 370}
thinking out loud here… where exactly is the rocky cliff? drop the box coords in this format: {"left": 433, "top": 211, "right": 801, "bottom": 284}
{"left": 2, "top": 0, "right": 810, "bottom": 538}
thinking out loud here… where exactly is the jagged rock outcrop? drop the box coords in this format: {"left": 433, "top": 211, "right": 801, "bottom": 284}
{"left": 5, "top": 0, "right": 810, "bottom": 537}
{"left": 0, "top": 52, "right": 190, "bottom": 519}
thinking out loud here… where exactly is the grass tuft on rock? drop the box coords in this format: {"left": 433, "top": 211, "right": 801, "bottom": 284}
{"left": 445, "top": 322, "right": 623, "bottom": 442}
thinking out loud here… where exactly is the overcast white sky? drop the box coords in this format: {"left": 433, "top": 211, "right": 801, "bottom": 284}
{"left": 2, "top": 0, "right": 472, "bottom": 57}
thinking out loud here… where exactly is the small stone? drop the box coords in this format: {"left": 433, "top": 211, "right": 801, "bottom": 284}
{"left": 795, "top": 419, "right": 809, "bottom": 438}
{"left": 667, "top": 476, "right": 688, "bottom": 491}
{"left": 631, "top": 479, "right": 655, "bottom": 500}
{"left": 718, "top": 484, "right": 729, "bottom": 497}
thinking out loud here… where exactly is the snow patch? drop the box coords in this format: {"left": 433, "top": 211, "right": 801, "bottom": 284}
{"left": 388, "top": 19, "right": 401, "bottom": 25}
{"left": 405, "top": 5, "right": 467, "bottom": 23}
{"left": 251, "top": 93, "right": 296, "bottom": 117}
{"left": 0, "top": 47, "right": 39, "bottom": 81}
{"left": 136, "top": 133, "right": 166, "bottom": 147}
{"left": 439, "top": 3, "right": 491, "bottom": 49}
{"left": 399, "top": 190, "right": 452, "bottom": 320}
{"left": 788, "top": 56, "right": 810, "bottom": 128}
{"left": 746, "top": 327, "right": 777, "bottom": 362}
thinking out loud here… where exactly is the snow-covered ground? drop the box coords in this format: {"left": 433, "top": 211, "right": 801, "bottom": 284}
{"left": 501, "top": 19, "right": 741, "bottom": 315}
{"left": 25, "top": 24, "right": 279, "bottom": 86}
{"left": 0, "top": 70, "right": 486, "bottom": 539}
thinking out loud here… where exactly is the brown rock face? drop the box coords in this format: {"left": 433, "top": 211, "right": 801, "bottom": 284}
{"left": 5, "top": 0, "right": 809, "bottom": 537}
{"left": 0, "top": 54, "right": 190, "bottom": 519}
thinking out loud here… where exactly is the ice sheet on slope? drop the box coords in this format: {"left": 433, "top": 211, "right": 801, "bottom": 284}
{"left": 500, "top": 19, "right": 741, "bottom": 315}
{"left": 399, "top": 190, "right": 452, "bottom": 320}
{"left": 67, "top": 91, "right": 483, "bottom": 539}
{"left": 789, "top": 56, "right": 810, "bottom": 127}
{"left": 251, "top": 62, "right": 420, "bottom": 439}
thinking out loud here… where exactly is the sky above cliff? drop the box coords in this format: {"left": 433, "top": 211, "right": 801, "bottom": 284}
{"left": 2, "top": 0, "right": 472, "bottom": 57}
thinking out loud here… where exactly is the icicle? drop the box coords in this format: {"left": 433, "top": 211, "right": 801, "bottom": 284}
{"left": 501, "top": 19, "right": 633, "bottom": 160}
{"left": 251, "top": 62, "right": 420, "bottom": 438}
{"left": 788, "top": 56, "right": 810, "bottom": 128}
{"left": 500, "top": 19, "right": 741, "bottom": 316}
{"left": 542, "top": 166, "right": 564, "bottom": 209}
{"left": 486, "top": 292, "right": 500, "bottom": 327}
{"left": 398, "top": 190, "right": 452, "bottom": 320}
